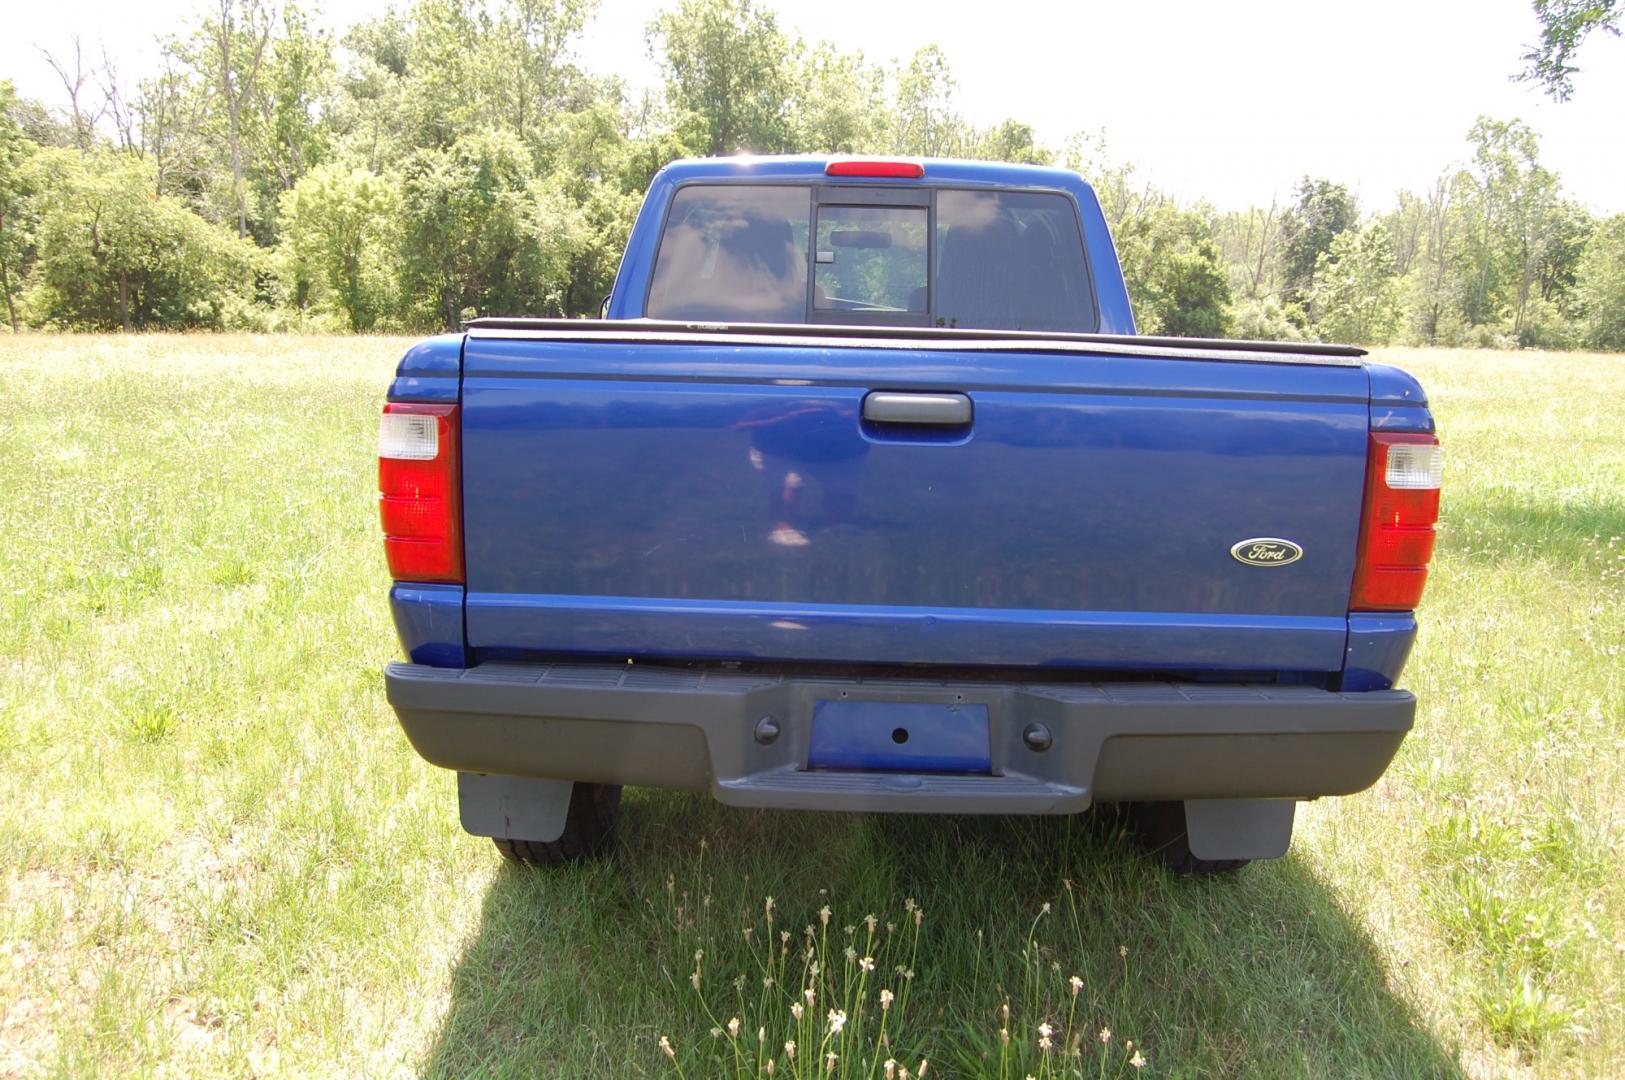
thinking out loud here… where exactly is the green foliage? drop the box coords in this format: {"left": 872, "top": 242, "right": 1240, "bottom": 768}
{"left": 21, "top": 148, "right": 260, "bottom": 330}
{"left": 0, "top": 81, "right": 36, "bottom": 331}
{"left": 2, "top": 0, "right": 1622, "bottom": 346}
{"left": 968, "top": 119, "right": 1053, "bottom": 166}
{"left": 1574, "top": 214, "right": 1625, "bottom": 348}
{"left": 1279, "top": 177, "right": 1357, "bottom": 305}
{"left": 1230, "top": 297, "right": 1304, "bottom": 341}
{"left": 1519, "top": 0, "right": 1621, "bottom": 101}
{"left": 790, "top": 43, "right": 886, "bottom": 154}
{"left": 400, "top": 130, "right": 586, "bottom": 326}
{"left": 649, "top": 0, "right": 794, "bottom": 155}
{"left": 1112, "top": 202, "right": 1233, "bottom": 337}
{"left": 890, "top": 45, "right": 964, "bottom": 157}
{"left": 277, "top": 163, "right": 398, "bottom": 330}
{"left": 1309, "top": 223, "right": 1403, "bottom": 345}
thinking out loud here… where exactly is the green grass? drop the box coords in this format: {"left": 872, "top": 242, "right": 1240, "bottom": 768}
{"left": 0, "top": 336, "right": 1620, "bottom": 1078}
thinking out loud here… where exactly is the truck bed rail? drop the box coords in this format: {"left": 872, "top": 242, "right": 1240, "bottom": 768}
{"left": 463, "top": 317, "right": 1366, "bottom": 368}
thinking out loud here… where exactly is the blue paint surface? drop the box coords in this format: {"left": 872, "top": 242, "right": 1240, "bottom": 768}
{"left": 465, "top": 593, "right": 1350, "bottom": 671}
{"left": 389, "top": 582, "right": 465, "bottom": 667}
{"left": 387, "top": 333, "right": 462, "bottom": 403}
{"left": 1342, "top": 613, "right": 1418, "bottom": 691}
{"left": 458, "top": 337, "right": 1371, "bottom": 671}
{"left": 809, "top": 700, "right": 991, "bottom": 773}
{"left": 382, "top": 156, "right": 1440, "bottom": 689}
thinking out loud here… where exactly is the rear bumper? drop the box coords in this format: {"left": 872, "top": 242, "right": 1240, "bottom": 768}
{"left": 386, "top": 661, "right": 1414, "bottom": 814}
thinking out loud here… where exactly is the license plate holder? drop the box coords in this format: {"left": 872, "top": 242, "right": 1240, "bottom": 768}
{"left": 807, "top": 699, "right": 991, "bottom": 773}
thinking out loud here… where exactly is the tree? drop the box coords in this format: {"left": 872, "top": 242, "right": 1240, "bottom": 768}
{"left": 200, "top": 0, "right": 276, "bottom": 238}
{"left": 1113, "top": 201, "right": 1233, "bottom": 337}
{"left": 1573, "top": 214, "right": 1625, "bottom": 349}
{"left": 254, "top": 2, "right": 335, "bottom": 195}
{"left": 40, "top": 39, "right": 106, "bottom": 152}
{"left": 1309, "top": 223, "right": 1402, "bottom": 346}
{"left": 1458, "top": 116, "right": 1569, "bottom": 340}
{"left": 22, "top": 147, "right": 259, "bottom": 330}
{"left": 1215, "top": 199, "right": 1284, "bottom": 302}
{"left": 968, "top": 120, "right": 1052, "bottom": 165}
{"left": 0, "top": 81, "right": 36, "bottom": 330}
{"left": 1278, "top": 177, "right": 1357, "bottom": 307}
{"left": 790, "top": 43, "right": 885, "bottom": 154}
{"left": 277, "top": 163, "right": 398, "bottom": 330}
{"left": 482, "top": 0, "right": 595, "bottom": 143}
{"left": 399, "top": 129, "right": 584, "bottom": 327}
{"left": 890, "top": 46, "right": 965, "bottom": 157}
{"left": 1396, "top": 170, "right": 1471, "bottom": 345}
{"left": 1518, "top": 0, "right": 1620, "bottom": 101}
{"left": 136, "top": 47, "right": 212, "bottom": 200}
{"left": 648, "top": 0, "right": 792, "bottom": 155}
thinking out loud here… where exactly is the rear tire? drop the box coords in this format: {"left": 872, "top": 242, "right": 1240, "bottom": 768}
{"left": 492, "top": 783, "right": 621, "bottom": 867}
{"left": 1127, "top": 800, "right": 1250, "bottom": 875}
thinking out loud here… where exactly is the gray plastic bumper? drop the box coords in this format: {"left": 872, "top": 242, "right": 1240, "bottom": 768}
{"left": 386, "top": 661, "right": 1414, "bottom": 814}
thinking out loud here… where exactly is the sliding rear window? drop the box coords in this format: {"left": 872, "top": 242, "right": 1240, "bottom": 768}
{"left": 645, "top": 183, "right": 1095, "bottom": 331}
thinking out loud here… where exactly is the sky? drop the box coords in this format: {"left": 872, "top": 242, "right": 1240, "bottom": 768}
{"left": 4, "top": 0, "right": 1622, "bottom": 214}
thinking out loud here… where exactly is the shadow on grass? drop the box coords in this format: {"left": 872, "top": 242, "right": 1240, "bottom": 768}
{"left": 421, "top": 792, "right": 1465, "bottom": 1078}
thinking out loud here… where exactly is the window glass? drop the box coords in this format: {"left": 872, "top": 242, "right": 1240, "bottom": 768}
{"left": 935, "top": 190, "right": 1095, "bottom": 332}
{"left": 813, "top": 205, "right": 928, "bottom": 313}
{"left": 647, "top": 185, "right": 810, "bottom": 322}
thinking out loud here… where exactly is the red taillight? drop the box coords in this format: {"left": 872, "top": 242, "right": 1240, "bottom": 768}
{"left": 378, "top": 402, "right": 462, "bottom": 584}
{"left": 1351, "top": 432, "right": 1442, "bottom": 611}
{"left": 824, "top": 159, "right": 925, "bottom": 178}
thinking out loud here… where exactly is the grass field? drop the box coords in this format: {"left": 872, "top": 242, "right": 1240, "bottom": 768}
{"left": 0, "top": 335, "right": 1620, "bottom": 1079}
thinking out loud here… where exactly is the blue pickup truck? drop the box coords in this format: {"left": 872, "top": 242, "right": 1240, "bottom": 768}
{"left": 380, "top": 156, "right": 1441, "bottom": 873}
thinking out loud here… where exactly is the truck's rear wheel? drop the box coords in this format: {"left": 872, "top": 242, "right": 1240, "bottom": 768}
{"left": 1127, "top": 800, "right": 1250, "bottom": 875}
{"left": 492, "top": 783, "right": 621, "bottom": 867}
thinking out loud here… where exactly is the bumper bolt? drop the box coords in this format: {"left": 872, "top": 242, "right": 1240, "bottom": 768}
{"left": 1022, "top": 723, "right": 1053, "bottom": 753}
{"left": 754, "top": 716, "right": 780, "bottom": 746}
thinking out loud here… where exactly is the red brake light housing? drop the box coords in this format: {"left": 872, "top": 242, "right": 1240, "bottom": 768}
{"left": 378, "top": 402, "right": 463, "bottom": 584}
{"left": 824, "top": 159, "right": 925, "bottom": 179}
{"left": 1351, "top": 432, "right": 1442, "bottom": 611}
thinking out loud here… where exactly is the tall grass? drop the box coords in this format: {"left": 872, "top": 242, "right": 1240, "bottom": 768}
{"left": 0, "top": 337, "right": 1619, "bottom": 1078}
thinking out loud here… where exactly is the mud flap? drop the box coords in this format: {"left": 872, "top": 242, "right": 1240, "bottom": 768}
{"left": 457, "top": 772, "right": 574, "bottom": 842}
{"left": 1184, "top": 798, "right": 1297, "bottom": 861}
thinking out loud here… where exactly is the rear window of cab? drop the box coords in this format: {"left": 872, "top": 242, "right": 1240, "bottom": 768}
{"left": 645, "top": 184, "right": 1097, "bottom": 332}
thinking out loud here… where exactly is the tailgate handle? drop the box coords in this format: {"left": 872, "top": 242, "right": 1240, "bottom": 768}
{"left": 862, "top": 392, "right": 972, "bottom": 425}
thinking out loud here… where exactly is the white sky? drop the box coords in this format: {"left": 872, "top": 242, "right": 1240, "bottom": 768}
{"left": 4, "top": 0, "right": 1622, "bottom": 214}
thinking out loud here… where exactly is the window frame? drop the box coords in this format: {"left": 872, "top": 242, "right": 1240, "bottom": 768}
{"left": 642, "top": 178, "right": 1101, "bottom": 333}
{"left": 809, "top": 185, "right": 933, "bottom": 328}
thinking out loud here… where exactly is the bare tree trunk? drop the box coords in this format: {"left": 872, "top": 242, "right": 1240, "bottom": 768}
{"left": 118, "top": 270, "right": 130, "bottom": 332}
{"left": 0, "top": 255, "right": 17, "bottom": 332}
{"left": 42, "top": 39, "right": 106, "bottom": 150}
{"left": 214, "top": 0, "right": 272, "bottom": 240}
{"left": 1250, "top": 200, "right": 1276, "bottom": 299}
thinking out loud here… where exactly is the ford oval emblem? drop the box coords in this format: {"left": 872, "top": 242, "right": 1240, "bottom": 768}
{"left": 1231, "top": 538, "right": 1303, "bottom": 567}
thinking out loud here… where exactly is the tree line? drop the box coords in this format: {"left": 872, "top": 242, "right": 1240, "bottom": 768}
{"left": 0, "top": 0, "right": 1621, "bottom": 349}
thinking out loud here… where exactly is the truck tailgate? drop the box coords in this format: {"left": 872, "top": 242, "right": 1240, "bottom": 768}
{"left": 459, "top": 328, "right": 1370, "bottom": 673}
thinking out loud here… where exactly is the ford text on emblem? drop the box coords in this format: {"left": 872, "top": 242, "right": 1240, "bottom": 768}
{"left": 1231, "top": 538, "right": 1303, "bottom": 567}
